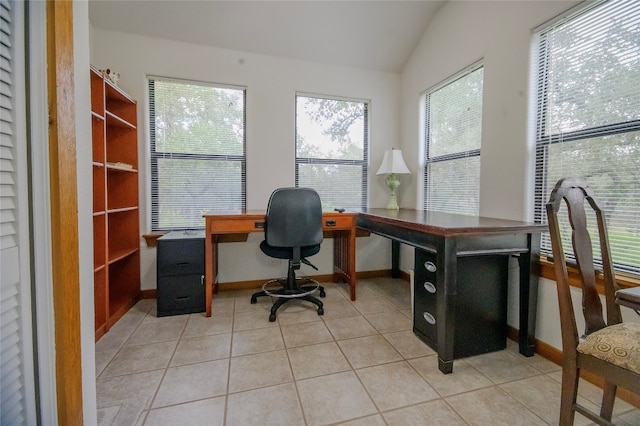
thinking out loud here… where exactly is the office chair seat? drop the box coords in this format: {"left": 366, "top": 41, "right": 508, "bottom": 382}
{"left": 251, "top": 187, "right": 326, "bottom": 322}
{"left": 259, "top": 241, "right": 320, "bottom": 261}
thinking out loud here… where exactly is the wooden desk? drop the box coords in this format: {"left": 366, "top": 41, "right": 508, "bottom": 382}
{"left": 616, "top": 287, "right": 640, "bottom": 311}
{"left": 203, "top": 210, "right": 357, "bottom": 316}
{"left": 355, "top": 208, "right": 547, "bottom": 374}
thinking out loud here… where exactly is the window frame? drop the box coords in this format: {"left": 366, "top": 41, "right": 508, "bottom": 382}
{"left": 148, "top": 76, "right": 247, "bottom": 232}
{"left": 532, "top": 0, "right": 640, "bottom": 277}
{"left": 423, "top": 61, "right": 484, "bottom": 215}
{"left": 294, "top": 92, "right": 369, "bottom": 209}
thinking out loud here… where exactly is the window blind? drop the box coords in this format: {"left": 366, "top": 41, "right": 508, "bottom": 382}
{"left": 533, "top": 0, "right": 640, "bottom": 275}
{"left": 295, "top": 94, "right": 369, "bottom": 210}
{"left": 424, "top": 63, "right": 483, "bottom": 215}
{"left": 148, "top": 77, "right": 246, "bottom": 231}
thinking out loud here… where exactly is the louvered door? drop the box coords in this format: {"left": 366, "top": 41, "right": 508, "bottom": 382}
{"left": 0, "top": 1, "right": 37, "bottom": 424}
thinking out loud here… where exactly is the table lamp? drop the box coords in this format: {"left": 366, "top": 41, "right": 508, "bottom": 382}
{"left": 376, "top": 148, "right": 411, "bottom": 210}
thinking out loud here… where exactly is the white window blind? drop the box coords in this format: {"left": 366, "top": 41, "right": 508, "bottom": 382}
{"left": 424, "top": 63, "right": 483, "bottom": 215}
{"left": 148, "top": 77, "right": 246, "bottom": 231}
{"left": 295, "top": 94, "right": 368, "bottom": 209}
{"left": 533, "top": 0, "right": 640, "bottom": 275}
{"left": 1, "top": 1, "right": 36, "bottom": 424}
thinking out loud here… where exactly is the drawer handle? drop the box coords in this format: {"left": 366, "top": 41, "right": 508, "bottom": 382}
{"left": 255, "top": 221, "right": 265, "bottom": 229}
{"left": 424, "top": 261, "right": 436, "bottom": 272}
{"left": 423, "top": 282, "right": 436, "bottom": 293}
{"left": 175, "top": 296, "right": 191, "bottom": 301}
{"left": 201, "top": 275, "right": 205, "bottom": 286}
{"left": 176, "top": 262, "right": 190, "bottom": 266}
{"left": 325, "top": 220, "right": 336, "bottom": 227}
{"left": 423, "top": 312, "right": 436, "bottom": 325}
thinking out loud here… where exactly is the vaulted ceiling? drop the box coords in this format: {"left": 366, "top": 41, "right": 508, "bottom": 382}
{"left": 88, "top": 1, "right": 446, "bottom": 73}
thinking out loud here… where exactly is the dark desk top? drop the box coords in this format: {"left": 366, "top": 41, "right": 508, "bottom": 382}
{"left": 616, "top": 287, "right": 640, "bottom": 310}
{"left": 203, "top": 210, "right": 357, "bottom": 218}
{"left": 355, "top": 208, "right": 547, "bottom": 237}
{"left": 202, "top": 208, "right": 546, "bottom": 237}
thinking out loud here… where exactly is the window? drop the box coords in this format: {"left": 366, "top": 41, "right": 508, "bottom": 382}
{"left": 148, "top": 77, "right": 246, "bottom": 231}
{"left": 533, "top": 0, "right": 640, "bottom": 275}
{"left": 295, "top": 94, "right": 368, "bottom": 209}
{"left": 423, "top": 63, "right": 484, "bottom": 215}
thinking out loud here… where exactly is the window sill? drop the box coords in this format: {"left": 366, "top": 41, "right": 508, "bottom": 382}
{"left": 143, "top": 233, "right": 166, "bottom": 247}
{"left": 539, "top": 256, "right": 640, "bottom": 292}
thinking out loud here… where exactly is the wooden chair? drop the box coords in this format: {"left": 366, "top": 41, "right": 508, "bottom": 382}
{"left": 546, "top": 177, "right": 640, "bottom": 425}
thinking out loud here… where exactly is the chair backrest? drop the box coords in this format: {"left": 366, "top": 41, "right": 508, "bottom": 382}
{"left": 264, "top": 187, "right": 323, "bottom": 249}
{"left": 545, "top": 177, "right": 622, "bottom": 350}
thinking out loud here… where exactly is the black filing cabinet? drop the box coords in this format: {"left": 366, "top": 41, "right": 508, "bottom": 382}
{"left": 413, "top": 248, "right": 508, "bottom": 358}
{"left": 157, "top": 231, "right": 205, "bottom": 316}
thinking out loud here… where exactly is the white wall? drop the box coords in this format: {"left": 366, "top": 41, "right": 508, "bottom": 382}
{"left": 401, "top": 0, "right": 581, "bottom": 218}
{"left": 91, "top": 29, "right": 397, "bottom": 290}
{"left": 400, "top": 0, "right": 582, "bottom": 347}
{"left": 74, "top": 2, "right": 98, "bottom": 423}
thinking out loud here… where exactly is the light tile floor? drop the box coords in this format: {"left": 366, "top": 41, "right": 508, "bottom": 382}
{"left": 95, "top": 277, "right": 640, "bottom": 426}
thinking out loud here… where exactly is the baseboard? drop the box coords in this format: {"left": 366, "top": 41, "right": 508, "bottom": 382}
{"left": 140, "top": 270, "right": 397, "bottom": 297}
{"left": 215, "top": 269, "right": 395, "bottom": 292}
{"left": 139, "top": 289, "right": 156, "bottom": 299}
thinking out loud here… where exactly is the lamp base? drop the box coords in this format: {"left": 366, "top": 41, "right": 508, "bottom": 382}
{"left": 386, "top": 195, "right": 399, "bottom": 210}
{"left": 385, "top": 173, "right": 401, "bottom": 210}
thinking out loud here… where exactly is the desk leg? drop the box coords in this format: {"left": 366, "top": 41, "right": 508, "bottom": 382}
{"left": 391, "top": 240, "right": 400, "bottom": 278}
{"left": 205, "top": 233, "right": 218, "bottom": 317}
{"left": 518, "top": 232, "right": 540, "bottom": 356}
{"left": 437, "top": 239, "right": 457, "bottom": 374}
{"left": 205, "top": 231, "right": 212, "bottom": 317}
{"left": 333, "top": 228, "right": 357, "bottom": 301}
{"left": 348, "top": 227, "right": 356, "bottom": 300}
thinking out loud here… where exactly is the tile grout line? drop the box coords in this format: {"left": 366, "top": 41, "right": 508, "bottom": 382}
{"left": 221, "top": 294, "right": 239, "bottom": 426}
{"left": 97, "top": 279, "right": 638, "bottom": 426}
{"left": 139, "top": 304, "right": 190, "bottom": 424}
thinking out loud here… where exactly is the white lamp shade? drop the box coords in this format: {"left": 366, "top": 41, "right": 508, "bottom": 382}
{"left": 376, "top": 149, "right": 411, "bottom": 175}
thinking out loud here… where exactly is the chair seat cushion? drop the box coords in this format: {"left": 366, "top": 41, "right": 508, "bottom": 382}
{"left": 577, "top": 322, "right": 640, "bottom": 373}
{"left": 260, "top": 240, "right": 321, "bottom": 260}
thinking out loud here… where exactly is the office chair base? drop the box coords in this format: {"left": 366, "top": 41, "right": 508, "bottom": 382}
{"left": 260, "top": 278, "right": 323, "bottom": 299}
{"left": 251, "top": 278, "right": 325, "bottom": 321}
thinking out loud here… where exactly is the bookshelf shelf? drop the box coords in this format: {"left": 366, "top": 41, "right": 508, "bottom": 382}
{"left": 91, "top": 66, "right": 140, "bottom": 341}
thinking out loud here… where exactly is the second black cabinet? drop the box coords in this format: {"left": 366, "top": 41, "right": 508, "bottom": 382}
{"left": 413, "top": 248, "right": 509, "bottom": 358}
{"left": 157, "top": 231, "right": 205, "bottom": 316}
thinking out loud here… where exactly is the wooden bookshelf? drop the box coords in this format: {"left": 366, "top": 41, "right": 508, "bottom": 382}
{"left": 91, "top": 66, "right": 140, "bottom": 340}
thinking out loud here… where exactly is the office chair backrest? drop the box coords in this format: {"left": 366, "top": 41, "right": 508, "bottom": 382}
{"left": 265, "top": 187, "right": 323, "bottom": 248}
{"left": 545, "top": 177, "right": 622, "bottom": 345}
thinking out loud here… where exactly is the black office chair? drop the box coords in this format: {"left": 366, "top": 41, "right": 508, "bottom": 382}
{"left": 250, "top": 187, "right": 326, "bottom": 321}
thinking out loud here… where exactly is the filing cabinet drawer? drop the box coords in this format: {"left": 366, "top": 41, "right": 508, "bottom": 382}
{"left": 157, "top": 274, "right": 205, "bottom": 316}
{"left": 414, "top": 281, "right": 437, "bottom": 346}
{"left": 157, "top": 238, "right": 204, "bottom": 276}
{"left": 414, "top": 249, "right": 438, "bottom": 347}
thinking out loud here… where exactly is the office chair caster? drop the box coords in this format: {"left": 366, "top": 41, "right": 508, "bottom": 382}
{"left": 317, "top": 306, "right": 324, "bottom": 315}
